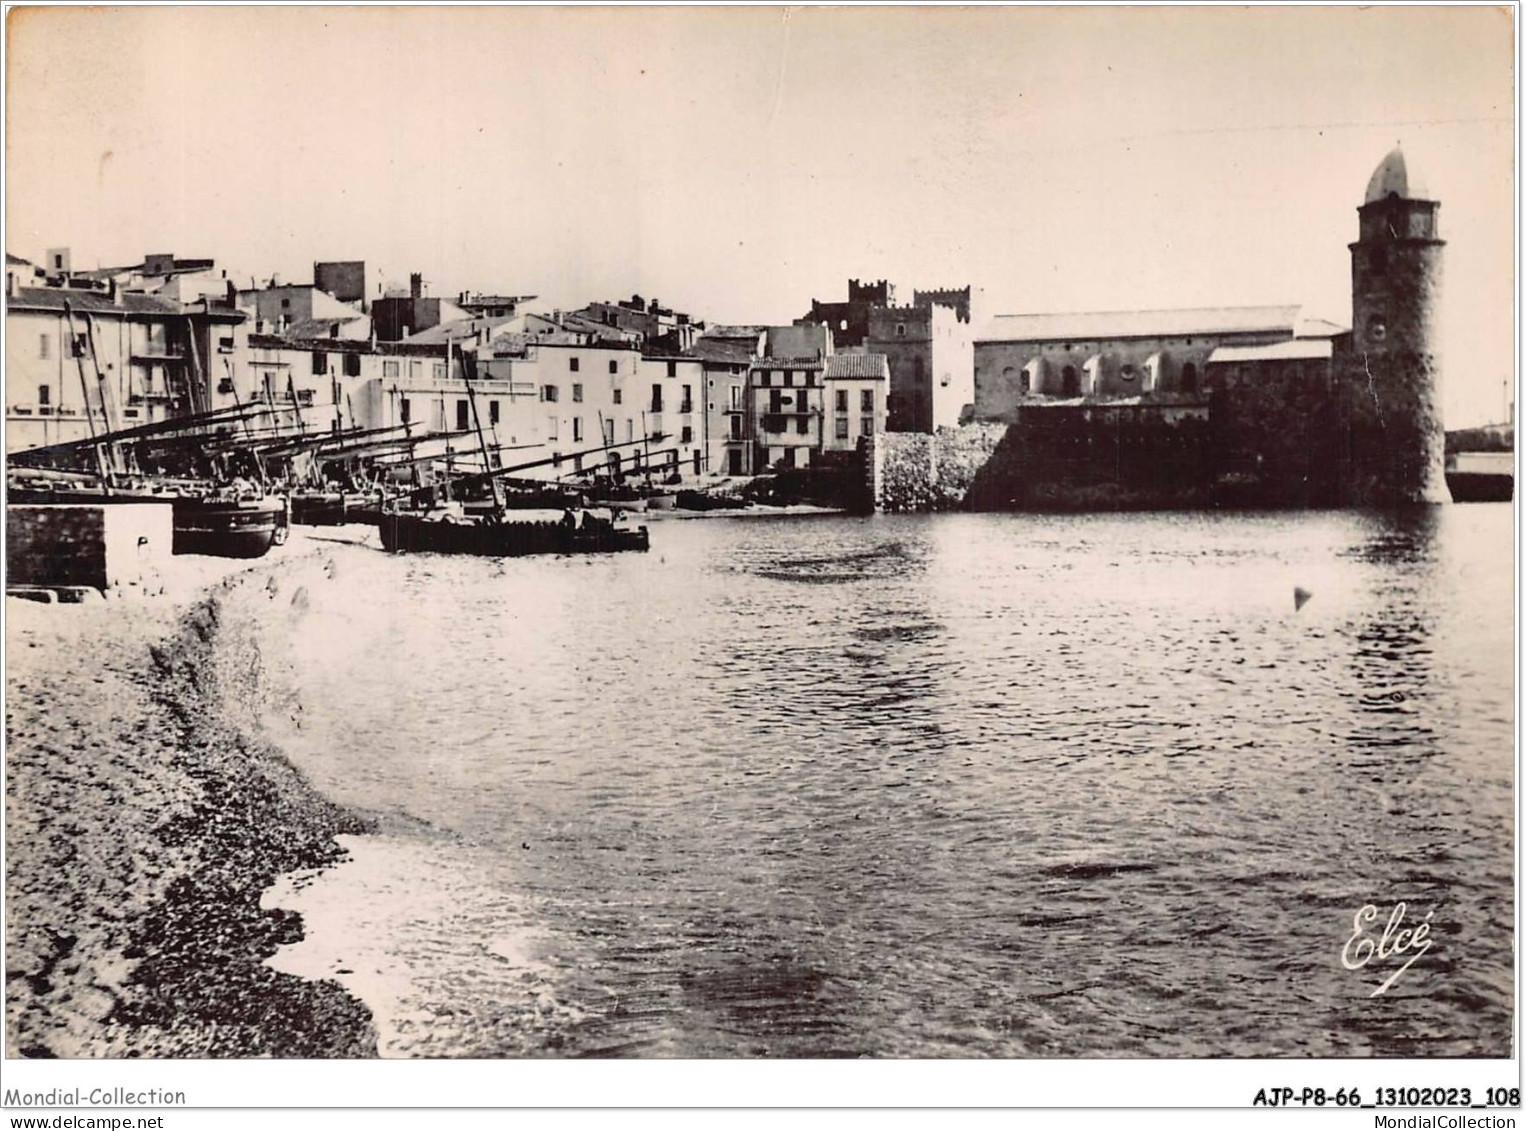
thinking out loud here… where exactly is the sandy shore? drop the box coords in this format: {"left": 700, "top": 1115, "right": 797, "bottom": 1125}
{"left": 5, "top": 534, "right": 379, "bottom": 1057}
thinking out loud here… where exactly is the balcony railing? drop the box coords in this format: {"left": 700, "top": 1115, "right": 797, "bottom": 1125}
{"left": 762, "top": 413, "right": 819, "bottom": 434}
{"left": 678, "top": 400, "right": 694, "bottom": 415}
{"left": 131, "top": 344, "right": 186, "bottom": 362}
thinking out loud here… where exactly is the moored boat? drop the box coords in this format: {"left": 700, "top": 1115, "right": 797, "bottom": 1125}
{"left": 1445, "top": 451, "right": 1513, "bottom": 503}
{"left": 7, "top": 475, "right": 289, "bottom": 558}
{"left": 172, "top": 494, "right": 289, "bottom": 557}
{"left": 289, "top": 490, "right": 348, "bottom": 526}
{"left": 378, "top": 506, "right": 648, "bottom": 557}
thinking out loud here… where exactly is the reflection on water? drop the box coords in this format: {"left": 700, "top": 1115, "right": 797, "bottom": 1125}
{"left": 258, "top": 506, "right": 1513, "bottom": 1057}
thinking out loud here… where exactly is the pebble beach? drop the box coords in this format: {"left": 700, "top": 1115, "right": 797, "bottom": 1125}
{"left": 5, "top": 534, "right": 379, "bottom": 1058}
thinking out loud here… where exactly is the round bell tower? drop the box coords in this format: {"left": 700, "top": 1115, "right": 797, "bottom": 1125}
{"left": 1342, "top": 146, "right": 1449, "bottom": 504}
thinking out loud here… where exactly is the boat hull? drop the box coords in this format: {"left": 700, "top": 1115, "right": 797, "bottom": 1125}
{"left": 7, "top": 486, "right": 288, "bottom": 558}
{"left": 290, "top": 491, "right": 348, "bottom": 526}
{"left": 378, "top": 512, "right": 649, "bottom": 557}
{"left": 172, "top": 498, "right": 288, "bottom": 557}
{"left": 1445, "top": 471, "right": 1513, "bottom": 503}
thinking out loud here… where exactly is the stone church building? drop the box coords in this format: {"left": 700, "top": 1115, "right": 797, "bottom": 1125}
{"left": 970, "top": 146, "right": 1447, "bottom": 506}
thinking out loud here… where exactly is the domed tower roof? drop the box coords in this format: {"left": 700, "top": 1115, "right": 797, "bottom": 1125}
{"left": 1365, "top": 146, "right": 1431, "bottom": 203}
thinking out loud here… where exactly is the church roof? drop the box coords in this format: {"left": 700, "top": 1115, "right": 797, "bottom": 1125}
{"left": 977, "top": 304, "right": 1301, "bottom": 344}
{"left": 1293, "top": 316, "right": 1349, "bottom": 339}
{"left": 1208, "top": 339, "right": 1333, "bottom": 364}
{"left": 1365, "top": 146, "right": 1431, "bottom": 203}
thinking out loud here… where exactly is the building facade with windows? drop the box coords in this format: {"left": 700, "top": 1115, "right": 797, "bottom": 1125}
{"left": 472, "top": 339, "right": 705, "bottom": 481}
{"left": 748, "top": 357, "right": 825, "bottom": 470}
{"left": 822, "top": 353, "right": 889, "bottom": 452}
{"left": 236, "top": 282, "right": 371, "bottom": 340}
{"left": 693, "top": 329, "right": 762, "bottom": 476}
{"left": 240, "top": 335, "right": 468, "bottom": 436}
{"left": 637, "top": 354, "right": 706, "bottom": 476}
{"left": 5, "top": 281, "right": 247, "bottom": 452}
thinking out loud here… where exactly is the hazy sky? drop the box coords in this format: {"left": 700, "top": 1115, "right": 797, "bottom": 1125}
{"left": 6, "top": 5, "right": 1514, "bottom": 424}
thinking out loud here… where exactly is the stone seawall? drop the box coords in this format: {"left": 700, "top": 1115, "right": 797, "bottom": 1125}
{"left": 874, "top": 414, "right": 1211, "bottom": 513}
{"left": 7, "top": 503, "right": 174, "bottom": 593}
{"left": 875, "top": 424, "right": 1008, "bottom": 512}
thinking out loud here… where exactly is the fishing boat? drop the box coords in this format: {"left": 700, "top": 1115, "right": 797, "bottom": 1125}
{"left": 171, "top": 491, "right": 290, "bottom": 557}
{"left": 379, "top": 505, "right": 648, "bottom": 556}
{"left": 6, "top": 299, "right": 291, "bottom": 557}
{"left": 375, "top": 358, "right": 649, "bottom": 558}
{"left": 7, "top": 470, "right": 289, "bottom": 558}
{"left": 1445, "top": 451, "right": 1513, "bottom": 503}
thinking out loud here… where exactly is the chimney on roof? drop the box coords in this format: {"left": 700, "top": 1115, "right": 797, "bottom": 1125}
{"left": 410, "top": 273, "right": 423, "bottom": 300}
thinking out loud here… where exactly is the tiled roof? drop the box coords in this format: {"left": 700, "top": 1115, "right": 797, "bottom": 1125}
{"left": 640, "top": 353, "right": 701, "bottom": 364}
{"left": 977, "top": 305, "right": 1301, "bottom": 343}
{"left": 558, "top": 313, "right": 641, "bottom": 341}
{"left": 691, "top": 336, "right": 759, "bottom": 364}
{"left": 70, "top": 266, "right": 136, "bottom": 282}
{"left": 248, "top": 333, "right": 447, "bottom": 357}
{"left": 824, "top": 353, "right": 889, "bottom": 379}
{"left": 404, "top": 314, "right": 518, "bottom": 344}
{"left": 281, "top": 316, "right": 368, "bottom": 339}
{"left": 749, "top": 355, "right": 823, "bottom": 370}
{"left": 458, "top": 294, "right": 537, "bottom": 306}
{"left": 1208, "top": 339, "right": 1334, "bottom": 364}
{"left": 8, "top": 286, "right": 199, "bottom": 317}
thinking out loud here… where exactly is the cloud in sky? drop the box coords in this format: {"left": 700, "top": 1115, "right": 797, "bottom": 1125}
{"left": 6, "top": 5, "right": 1513, "bottom": 424}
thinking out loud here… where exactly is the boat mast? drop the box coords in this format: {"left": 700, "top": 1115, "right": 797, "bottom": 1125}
{"left": 61, "top": 300, "right": 112, "bottom": 490}
{"left": 80, "top": 309, "right": 131, "bottom": 475}
{"left": 184, "top": 314, "right": 208, "bottom": 418}
{"left": 226, "top": 367, "right": 269, "bottom": 490}
{"left": 286, "top": 374, "right": 308, "bottom": 436}
{"left": 640, "top": 409, "right": 652, "bottom": 484}
{"left": 459, "top": 340, "right": 504, "bottom": 512}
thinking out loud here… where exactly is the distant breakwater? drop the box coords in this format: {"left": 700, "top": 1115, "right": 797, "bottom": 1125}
{"left": 6, "top": 559, "right": 378, "bottom": 1057}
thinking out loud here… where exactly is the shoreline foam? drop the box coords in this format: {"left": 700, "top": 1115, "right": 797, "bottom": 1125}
{"left": 5, "top": 536, "right": 379, "bottom": 1057}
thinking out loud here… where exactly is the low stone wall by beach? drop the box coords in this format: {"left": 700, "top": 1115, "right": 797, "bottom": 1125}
{"left": 5, "top": 542, "right": 378, "bottom": 1057}
{"left": 875, "top": 416, "right": 1219, "bottom": 512}
{"left": 876, "top": 424, "right": 1009, "bottom": 512}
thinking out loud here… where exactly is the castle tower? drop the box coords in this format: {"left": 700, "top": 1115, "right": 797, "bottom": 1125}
{"left": 1341, "top": 146, "right": 1449, "bottom": 504}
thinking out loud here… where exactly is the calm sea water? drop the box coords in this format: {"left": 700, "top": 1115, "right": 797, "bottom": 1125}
{"left": 256, "top": 506, "right": 1514, "bottom": 1057}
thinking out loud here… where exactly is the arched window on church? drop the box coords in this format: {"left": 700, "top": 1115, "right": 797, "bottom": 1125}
{"left": 1181, "top": 362, "right": 1198, "bottom": 393}
{"left": 1061, "top": 365, "right": 1079, "bottom": 396}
